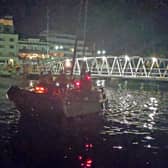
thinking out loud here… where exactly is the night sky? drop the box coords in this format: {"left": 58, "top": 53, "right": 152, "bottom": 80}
{"left": 1, "top": 0, "right": 168, "bottom": 56}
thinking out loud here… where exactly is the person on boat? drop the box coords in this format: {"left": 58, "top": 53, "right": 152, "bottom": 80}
{"left": 99, "top": 87, "right": 108, "bottom": 110}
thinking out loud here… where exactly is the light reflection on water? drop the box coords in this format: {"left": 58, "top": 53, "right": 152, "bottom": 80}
{"left": 102, "top": 87, "right": 168, "bottom": 135}
{"left": 100, "top": 83, "right": 168, "bottom": 155}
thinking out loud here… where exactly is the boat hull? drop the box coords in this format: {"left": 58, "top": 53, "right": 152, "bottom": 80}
{"left": 7, "top": 86, "right": 102, "bottom": 120}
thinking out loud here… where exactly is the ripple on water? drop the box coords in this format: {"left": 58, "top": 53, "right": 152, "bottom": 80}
{"left": 102, "top": 88, "right": 168, "bottom": 137}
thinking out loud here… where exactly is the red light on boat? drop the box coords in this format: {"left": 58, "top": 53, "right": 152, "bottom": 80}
{"left": 76, "top": 81, "right": 80, "bottom": 86}
{"left": 35, "top": 86, "right": 47, "bottom": 93}
{"left": 78, "top": 155, "right": 83, "bottom": 160}
{"left": 86, "top": 75, "right": 91, "bottom": 80}
{"left": 85, "top": 158, "right": 93, "bottom": 167}
{"left": 86, "top": 159, "right": 92, "bottom": 164}
{"left": 74, "top": 80, "right": 81, "bottom": 88}
{"left": 86, "top": 163, "right": 91, "bottom": 167}
{"left": 85, "top": 143, "right": 93, "bottom": 148}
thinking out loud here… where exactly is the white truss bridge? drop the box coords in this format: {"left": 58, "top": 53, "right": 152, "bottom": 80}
{"left": 41, "top": 56, "right": 168, "bottom": 81}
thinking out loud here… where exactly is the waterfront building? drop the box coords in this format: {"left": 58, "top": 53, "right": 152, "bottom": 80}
{"left": 18, "top": 37, "right": 49, "bottom": 74}
{"left": 0, "top": 16, "right": 19, "bottom": 71}
{"left": 18, "top": 32, "right": 93, "bottom": 75}
{"left": 0, "top": 16, "right": 93, "bottom": 76}
{"left": 39, "top": 31, "right": 92, "bottom": 58}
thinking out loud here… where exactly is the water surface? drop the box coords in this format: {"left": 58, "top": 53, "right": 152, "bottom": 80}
{"left": 0, "top": 77, "right": 168, "bottom": 168}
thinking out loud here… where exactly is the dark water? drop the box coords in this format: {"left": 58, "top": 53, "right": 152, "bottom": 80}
{"left": 0, "top": 77, "right": 168, "bottom": 168}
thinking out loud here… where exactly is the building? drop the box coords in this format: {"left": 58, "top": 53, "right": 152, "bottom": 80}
{"left": 39, "top": 31, "right": 92, "bottom": 58}
{"left": 0, "top": 16, "right": 19, "bottom": 69}
{"left": 0, "top": 16, "right": 93, "bottom": 75}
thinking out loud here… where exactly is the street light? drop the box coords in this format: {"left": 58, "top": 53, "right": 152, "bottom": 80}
{"left": 59, "top": 45, "right": 63, "bottom": 49}
{"left": 55, "top": 45, "right": 59, "bottom": 50}
{"left": 97, "top": 49, "right": 106, "bottom": 55}
{"left": 55, "top": 45, "right": 64, "bottom": 50}
{"left": 102, "top": 50, "right": 106, "bottom": 55}
{"left": 97, "top": 50, "right": 101, "bottom": 55}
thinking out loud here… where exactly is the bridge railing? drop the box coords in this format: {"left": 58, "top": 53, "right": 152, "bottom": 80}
{"left": 40, "top": 56, "right": 168, "bottom": 80}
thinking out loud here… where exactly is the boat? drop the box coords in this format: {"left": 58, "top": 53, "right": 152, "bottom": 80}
{"left": 6, "top": 75, "right": 103, "bottom": 122}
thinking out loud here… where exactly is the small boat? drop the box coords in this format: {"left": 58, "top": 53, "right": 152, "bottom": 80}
{"left": 6, "top": 78, "right": 102, "bottom": 122}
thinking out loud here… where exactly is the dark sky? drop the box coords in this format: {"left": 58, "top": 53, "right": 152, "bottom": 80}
{"left": 1, "top": 0, "right": 168, "bottom": 56}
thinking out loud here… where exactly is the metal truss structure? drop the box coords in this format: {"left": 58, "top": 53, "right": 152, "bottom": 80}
{"left": 43, "top": 56, "right": 168, "bottom": 81}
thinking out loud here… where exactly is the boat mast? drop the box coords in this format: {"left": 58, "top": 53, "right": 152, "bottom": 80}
{"left": 82, "top": 0, "right": 88, "bottom": 58}
{"left": 71, "top": 0, "right": 85, "bottom": 76}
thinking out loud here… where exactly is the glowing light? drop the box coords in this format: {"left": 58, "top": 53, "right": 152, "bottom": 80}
{"left": 70, "top": 48, "right": 74, "bottom": 52}
{"left": 102, "top": 56, "right": 106, "bottom": 61}
{"left": 59, "top": 45, "right": 63, "bottom": 49}
{"left": 56, "top": 82, "right": 60, "bottom": 87}
{"left": 55, "top": 45, "right": 59, "bottom": 50}
{"left": 152, "top": 57, "right": 157, "bottom": 63}
{"left": 34, "top": 86, "right": 48, "bottom": 94}
{"left": 86, "top": 159, "right": 92, "bottom": 164}
{"left": 125, "top": 55, "right": 130, "bottom": 61}
{"left": 78, "top": 155, "right": 83, "bottom": 160}
{"left": 113, "top": 145, "right": 123, "bottom": 149}
{"left": 29, "top": 80, "right": 34, "bottom": 87}
{"left": 86, "top": 75, "right": 91, "bottom": 80}
{"left": 89, "top": 144, "right": 93, "bottom": 148}
{"left": 83, "top": 57, "right": 87, "bottom": 61}
{"left": 8, "top": 58, "right": 14, "bottom": 65}
{"left": 102, "top": 50, "right": 106, "bottom": 55}
{"left": 97, "top": 50, "right": 101, "bottom": 55}
{"left": 75, "top": 81, "right": 80, "bottom": 87}
{"left": 65, "top": 59, "right": 72, "bottom": 68}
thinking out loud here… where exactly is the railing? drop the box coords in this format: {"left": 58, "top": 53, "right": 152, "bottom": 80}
{"left": 40, "top": 56, "right": 168, "bottom": 81}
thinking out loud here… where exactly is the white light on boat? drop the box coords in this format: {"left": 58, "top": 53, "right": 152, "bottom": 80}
{"left": 56, "top": 82, "right": 60, "bottom": 86}
{"left": 29, "top": 80, "right": 34, "bottom": 87}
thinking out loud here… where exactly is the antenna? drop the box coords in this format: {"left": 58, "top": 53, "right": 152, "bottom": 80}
{"left": 46, "top": 6, "right": 49, "bottom": 58}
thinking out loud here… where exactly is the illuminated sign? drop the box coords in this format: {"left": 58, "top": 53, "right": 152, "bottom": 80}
{"left": 0, "top": 19, "right": 13, "bottom": 26}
